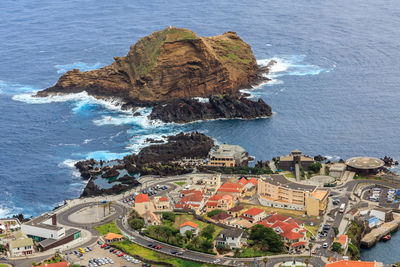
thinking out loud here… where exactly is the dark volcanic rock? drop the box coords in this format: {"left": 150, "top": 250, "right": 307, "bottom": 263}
{"left": 101, "top": 168, "right": 120, "bottom": 178}
{"left": 149, "top": 95, "right": 272, "bottom": 123}
{"left": 381, "top": 156, "right": 399, "bottom": 166}
{"left": 134, "top": 132, "right": 214, "bottom": 164}
{"left": 314, "top": 155, "right": 327, "bottom": 162}
{"left": 80, "top": 178, "right": 140, "bottom": 197}
{"left": 75, "top": 159, "right": 98, "bottom": 180}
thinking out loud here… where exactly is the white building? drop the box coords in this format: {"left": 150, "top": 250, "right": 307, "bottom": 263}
{"left": 9, "top": 231, "right": 34, "bottom": 257}
{"left": 21, "top": 213, "right": 65, "bottom": 242}
{"left": 215, "top": 228, "right": 247, "bottom": 249}
{"left": 179, "top": 221, "right": 199, "bottom": 236}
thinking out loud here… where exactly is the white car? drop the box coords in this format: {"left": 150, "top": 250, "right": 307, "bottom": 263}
{"left": 213, "top": 259, "right": 221, "bottom": 263}
{"left": 322, "top": 242, "right": 328, "bottom": 248}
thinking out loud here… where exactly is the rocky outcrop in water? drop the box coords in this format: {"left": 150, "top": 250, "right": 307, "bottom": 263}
{"left": 149, "top": 95, "right": 272, "bottom": 123}
{"left": 37, "top": 27, "right": 270, "bottom": 104}
{"left": 80, "top": 178, "right": 140, "bottom": 197}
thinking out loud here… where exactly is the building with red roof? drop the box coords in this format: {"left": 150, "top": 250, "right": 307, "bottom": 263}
{"left": 240, "top": 207, "right": 266, "bottom": 222}
{"left": 134, "top": 193, "right": 152, "bottom": 215}
{"left": 217, "top": 182, "right": 246, "bottom": 198}
{"left": 175, "top": 190, "right": 205, "bottom": 212}
{"left": 153, "top": 196, "right": 171, "bottom": 212}
{"left": 336, "top": 234, "right": 349, "bottom": 253}
{"left": 179, "top": 221, "right": 199, "bottom": 236}
{"left": 206, "top": 194, "right": 234, "bottom": 212}
{"left": 258, "top": 216, "right": 307, "bottom": 251}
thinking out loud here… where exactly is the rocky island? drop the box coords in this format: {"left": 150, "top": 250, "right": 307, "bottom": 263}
{"left": 37, "top": 27, "right": 274, "bottom": 123}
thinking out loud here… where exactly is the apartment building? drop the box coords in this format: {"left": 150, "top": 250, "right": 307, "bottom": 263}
{"left": 257, "top": 175, "right": 328, "bottom": 216}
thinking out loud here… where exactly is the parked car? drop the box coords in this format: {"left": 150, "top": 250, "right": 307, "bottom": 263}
{"left": 322, "top": 242, "right": 328, "bottom": 248}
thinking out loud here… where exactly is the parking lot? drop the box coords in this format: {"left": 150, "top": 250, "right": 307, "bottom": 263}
{"left": 122, "top": 184, "right": 170, "bottom": 206}
{"left": 65, "top": 242, "right": 143, "bottom": 267}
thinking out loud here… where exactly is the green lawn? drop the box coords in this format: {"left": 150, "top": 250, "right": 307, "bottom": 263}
{"left": 174, "top": 181, "right": 186, "bottom": 186}
{"left": 283, "top": 172, "right": 296, "bottom": 178}
{"left": 238, "top": 247, "right": 276, "bottom": 258}
{"left": 173, "top": 214, "right": 223, "bottom": 239}
{"left": 94, "top": 221, "right": 122, "bottom": 236}
{"left": 113, "top": 240, "right": 220, "bottom": 267}
{"left": 0, "top": 264, "right": 9, "bottom": 267}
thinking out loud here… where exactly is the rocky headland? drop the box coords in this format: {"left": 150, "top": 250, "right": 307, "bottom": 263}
{"left": 37, "top": 27, "right": 274, "bottom": 123}
{"left": 76, "top": 132, "right": 214, "bottom": 197}
{"left": 149, "top": 94, "right": 272, "bottom": 123}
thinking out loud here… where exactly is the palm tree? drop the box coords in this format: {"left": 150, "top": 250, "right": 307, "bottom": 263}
{"left": 102, "top": 203, "right": 107, "bottom": 217}
{"left": 308, "top": 243, "right": 313, "bottom": 256}
{"left": 108, "top": 201, "right": 113, "bottom": 214}
{"left": 263, "top": 257, "right": 269, "bottom": 267}
{"left": 304, "top": 258, "right": 310, "bottom": 267}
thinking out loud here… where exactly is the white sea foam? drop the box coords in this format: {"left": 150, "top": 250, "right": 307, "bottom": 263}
{"left": 0, "top": 80, "right": 38, "bottom": 95}
{"left": 83, "top": 139, "right": 93, "bottom": 144}
{"left": 54, "top": 62, "right": 106, "bottom": 74}
{"left": 0, "top": 206, "right": 10, "bottom": 218}
{"left": 58, "top": 159, "right": 81, "bottom": 177}
{"left": 84, "top": 150, "right": 130, "bottom": 161}
{"left": 192, "top": 97, "right": 210, "bottom": 103}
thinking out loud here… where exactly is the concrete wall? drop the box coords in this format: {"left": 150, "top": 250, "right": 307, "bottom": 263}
{"left": 21, "top": 224, "right": 65, "bottom": 240}
{"left": 258, "top": 195, "right": 304, "bottom": 211}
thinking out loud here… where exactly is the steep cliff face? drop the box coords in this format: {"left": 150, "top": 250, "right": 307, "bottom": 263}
{"left": 37, "top": 27, "right": 263, "bottom": 103}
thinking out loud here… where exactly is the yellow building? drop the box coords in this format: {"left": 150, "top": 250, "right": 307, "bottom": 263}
{"left": 258, "top": 175, "right": 328, "bottom": 216}
{"left": 206, "top": 144, "right": 248, "bottom": 167}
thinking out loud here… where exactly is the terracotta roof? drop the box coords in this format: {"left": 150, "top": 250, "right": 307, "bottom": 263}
{"left": 228, "top": 206, "right": 244, "bottom": 212}
{"left": 217, "top": 182, "right": 243, "bottom": 193}
{"left": 239, "top": 177, "right": 248, "bottom": 185}
{"left": 281, "top": 230, "right": 304, "bottom": 240}
{"left": 326, "top": 260, "right": 377, "bottom": 267}
{"left": 292, "top": 241, "right": 307, "bottom": 247}
{"left": 37, "top": 262, "right": 69, "bottom": 267}
{"left": 338, "top": 235, "right": 348, "bottom": 246}
{"left": 209, "top": 195, "right": 223, "bottom": 201}
{"left": 211, "top": 212, "right": 232, "bottom": 221}
{"left": 180, "top": 191, "right": 204, "bottom": 203}
{"left": 265, "top": 214, "right": 289, "bottom": 224}
{"left": 105, "top": 232, "right": 123, "bottom": 240}
{"left": 180, "top": 221, "right": 198, "bottom": 229}
{"left": 206, "top": 202, "right": 218, "bottom": 207}
{"left": 159, "top": 197, "right": 169, "bottom": 202}
{"left": 248, "top": 178, "right": 258, "bottom": 186}
{"left": 285, "top": 217, "right": 305, "bottom": 225}
{"left": 135, "top": 193, "right": 150, "bottom": 203}
{"left": 175, "top": 203, "right": 184, "bottom": 208}
{"left": 244, "top": 207, "right": 265, "bottom": 216}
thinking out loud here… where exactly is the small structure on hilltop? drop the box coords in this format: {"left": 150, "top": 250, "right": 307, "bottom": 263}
{"left": 206, "top": 144, "right": 249, "bottom": 167}
{"left": 345, "top": 157, "right": 385, "bottom": 175}
{"left": 329, "top": 163, "right": 347, "bottom": 179}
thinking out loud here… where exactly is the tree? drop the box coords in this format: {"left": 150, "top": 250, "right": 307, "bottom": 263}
{"left": 249, "top": 225, "right": 285, "bottom": 253}
{"left": 309, "top": 162, "right": 322, "bottom": 173}
{"left": 263, "top": 257, "right": 269, "bottom": 267}
{"left": 304, "top": 258, "right": 310, "bottom": 267}
{"left": 162, "top": 212, "right": 176, "bottom": 223}
{"left": 200, "top": 239, "right": 214, "bottom": 251}
{"left": 201, "top": 225, "right": 215, "bottom": 240}
{"left": 0, "top": 244, "right": 5, "bottom": 252}
{"left": 185, "top": 230, "right": 193, "bottom": 240}
{"left": 130, "top": 218, "right": 145, "bottom": 230}
{"left": 234, "top": 248, "right": 241, "bottom": 258}
{"left": 331, "top": 242, "right": 343, "bottom": 253}
{"left": 108, "top": 201, "right": 113, "bottom": 214}
{"left": 207, "top": 209, "right": 224, "bottom": 218}
{"left": 308, "top": 243, "right": 313, "bottom": 256}
{"left": 333, "top": 226, "right": 339, "bottom": 236}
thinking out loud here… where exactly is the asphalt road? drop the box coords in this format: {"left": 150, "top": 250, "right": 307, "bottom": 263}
{"left": 5, "top": 177, "right": 398, "bottom": 266}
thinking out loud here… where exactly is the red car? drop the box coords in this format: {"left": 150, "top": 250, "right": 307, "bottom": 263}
{"left": 113, "top": 250, "right": 119, "bottom": 254}
{"left": 117, "top": 253, "right": 125, "bottom": 257}
{"left": 100, "top": 244, "right": 107, "bottom": 248}
{"left": 155, "top": 245, "right": 162, "bottom": 250}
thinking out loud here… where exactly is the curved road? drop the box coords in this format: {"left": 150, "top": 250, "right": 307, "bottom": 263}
{"left": 4, "top": 177, "right": 398, "bottom": 267}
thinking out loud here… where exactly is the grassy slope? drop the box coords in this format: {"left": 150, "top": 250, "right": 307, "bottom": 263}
{"left": 132, "top": 27, "right": 198, "bottom": 77}
{"left": 94, "top": 221, "right": 122, "bottom": 235}
{"left": 113, "top": 240, "right": 219, "bottom": 267}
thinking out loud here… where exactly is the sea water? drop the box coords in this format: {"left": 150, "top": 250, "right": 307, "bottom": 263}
{"left": 1, "top": 2, "right": 400, "bottom": 262}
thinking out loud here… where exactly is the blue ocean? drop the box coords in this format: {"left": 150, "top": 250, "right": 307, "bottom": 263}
{"left": 0, "top": 0, "right": 400, "bottom": 262}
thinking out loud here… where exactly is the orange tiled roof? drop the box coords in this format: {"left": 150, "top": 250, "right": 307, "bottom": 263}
{"left": 239, "top": 177, "right": 248, "bottom": 185}
{"left": 135, "top": 193, "right": 150, "bottom": 203}
{"left": 180, "top": 221, "right": 198, "bottom": 229}
{"left": 105, "top": 232, "right": 123, "bottom": 240}
{"left": 244, "top": 207, "right": 265, "bottom": 216}
{"left": 159, "top": 197, "right": 169, "bottom": 202}
{"left": 326, "top": 260, "right": 377, "bottom": 267}
{"left": 217, "top": 182, "right": 243, "bottom": 193}
{"left": 338, "top": 235, "right": 348, "bottom": 246}
{"left": 292, "top": 241, "right": 307, "bottom": 247}
{"left": 248, "top": 178, "right": 258, "bottom": 186}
